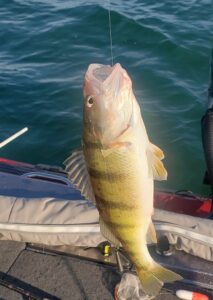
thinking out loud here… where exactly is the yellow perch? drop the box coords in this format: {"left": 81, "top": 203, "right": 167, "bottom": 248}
{"left": 65, "top": 63, "right": 182, "bottom": 296}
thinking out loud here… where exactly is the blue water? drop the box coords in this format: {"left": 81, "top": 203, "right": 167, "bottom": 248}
{"left": 0, "top": 0, "right": 212, "bottom": 195}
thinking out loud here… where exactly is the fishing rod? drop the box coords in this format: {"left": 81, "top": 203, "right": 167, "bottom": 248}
{"left": 208, "top": 48, "right": 213, "bottom": 108}
{"left": 0, "top": 127, "right": 28, "bottom": 149}
{"left": 201, "top": 49, "right": 213, "bottom": 217}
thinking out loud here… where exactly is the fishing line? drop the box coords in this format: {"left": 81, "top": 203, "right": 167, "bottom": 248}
{"left": 108, "top": 0, "right": 114, "bottom": 66}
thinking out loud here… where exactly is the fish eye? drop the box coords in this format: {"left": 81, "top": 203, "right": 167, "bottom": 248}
{"left": 86, "top": 95, "right": 94, "bottom": 108}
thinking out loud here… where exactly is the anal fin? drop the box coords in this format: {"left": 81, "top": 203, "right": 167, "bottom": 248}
{"left": 99, "top": 217, "right": 121, "bottom": 248}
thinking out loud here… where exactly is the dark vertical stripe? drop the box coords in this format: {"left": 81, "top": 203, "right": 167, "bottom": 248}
{"left": 104, "top": 220, "right": 136, "bottom": 229}
{"left": 83, "top": 140, "right": 100, "bottom": 149}
{"left": 95, "top": 195, "right": 136, "bottom": 210}
{"left": 89, "top": 168, "right": 126, "bottom": 181}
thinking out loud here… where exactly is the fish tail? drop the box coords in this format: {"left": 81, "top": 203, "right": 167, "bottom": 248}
{"left": 136, "top": 262, "right": 182, "bottom": 296}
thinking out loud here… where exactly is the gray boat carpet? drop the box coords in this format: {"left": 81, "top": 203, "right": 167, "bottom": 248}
{"left": 0, "top": 241, "right": 211, "bottom": 300}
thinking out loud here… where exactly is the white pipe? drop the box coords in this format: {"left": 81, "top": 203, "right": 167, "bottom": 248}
{"left": 0, "top": 127, "right": 28, "bottom": 149}
{"left": 0, "top": 223, "right": 100, "bottom": 234}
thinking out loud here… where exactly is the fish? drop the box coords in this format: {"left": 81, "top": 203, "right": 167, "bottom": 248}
{"left": 65, "top": 63, "right": 182, "bottom": 296}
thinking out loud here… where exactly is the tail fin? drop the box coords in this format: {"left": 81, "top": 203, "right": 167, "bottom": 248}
{"left": 136, "top": 262, "right": 182, "bottom": 296}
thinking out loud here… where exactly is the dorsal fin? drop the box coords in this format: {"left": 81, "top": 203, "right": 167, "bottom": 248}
{"left": 147, "top": 220, "right": 157, "bottom": 244}
{"left": 64, "top": 150, "right": 96, "bottom": 205}
{"left": 147, "top": 143, "right": 167, "bottom": 181}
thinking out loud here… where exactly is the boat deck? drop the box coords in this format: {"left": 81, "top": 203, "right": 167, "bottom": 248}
{"left": 0, "top": 240, "right": 212, "bottom": 300}
{"left": 0, "top": 165, "right": 212, "bottom": 299}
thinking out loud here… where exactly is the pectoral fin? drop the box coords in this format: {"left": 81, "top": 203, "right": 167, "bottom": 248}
{"left": 147, "top": 143, "right": 167, "bottom": 181}
{"left": 64, "top": 150, "right": 96, "bottom": 205}
{"left": 99, "top": 217, "right": 121, "bottom": 247}
{"left": 101, "top": 148, "right": 115, "bottom": 158}
{"left": 150, "top": 143, "right": 165, "bottom": 160}
{"left": 101, "top": 141, "right": 132, "bottom": 158}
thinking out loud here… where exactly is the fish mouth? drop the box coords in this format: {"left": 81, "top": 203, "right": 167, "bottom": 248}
{"left": 86, "top": 63, "right": 122, "bottom": 85}
{"left": 84, "top": 63, "right": 133, "bottom": 144}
